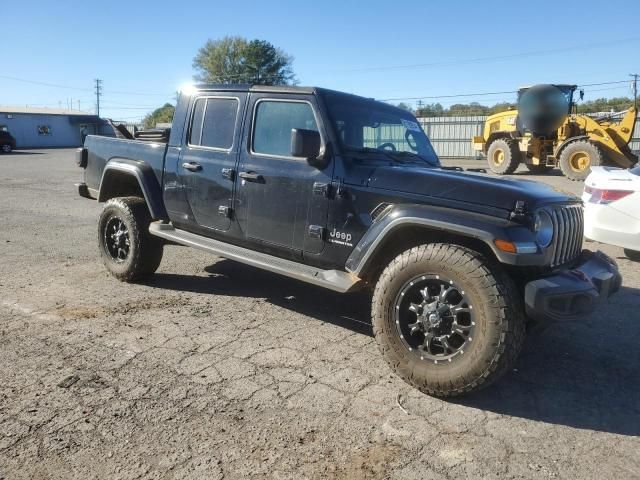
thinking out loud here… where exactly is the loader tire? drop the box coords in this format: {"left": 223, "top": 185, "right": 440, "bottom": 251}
{"left": 559, "top": 140, "right": 602, "bottom": 181}
{"left": 486, "top": 138, "right": 520, "bottom": 175}
{"left": 371, "top": 243, "right": 526, "bottom": 397}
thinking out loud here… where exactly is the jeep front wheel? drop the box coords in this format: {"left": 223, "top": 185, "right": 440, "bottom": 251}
{"left": 98, "top": 196, "right": 163, "bottom": 282}
{"left": 371, "top": 243, "right": 525, "bottom": 397}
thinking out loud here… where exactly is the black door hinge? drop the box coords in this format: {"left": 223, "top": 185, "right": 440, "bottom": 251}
{"left": 308, "top": 225, "right": 324, "bottom": 239}
{"left": 221, "top": 168, "right": 235, "bottom": 181}
{"left": 218, "top": 206, "right": 232, "bottom": 218}
{"left": 313, "top": 182, "right": 330, "bottom": 197}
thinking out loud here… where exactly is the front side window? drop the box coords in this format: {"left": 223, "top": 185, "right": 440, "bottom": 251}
{"left": 189, "top": 97, "right": 238, "bottom": 149}
{"left": 253, "top": 101, "right": 318, "bottom": 157}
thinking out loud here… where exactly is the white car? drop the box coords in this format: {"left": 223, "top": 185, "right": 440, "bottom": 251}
{"left": 583, "top": 165, "right": 640, "bottom": 261}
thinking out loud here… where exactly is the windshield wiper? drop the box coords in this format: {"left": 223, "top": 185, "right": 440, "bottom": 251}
{"left": 347, "top": 147, "right": 408, "bottom": 164}
{"left": 385, "top": 151, "right": 439, "bottom": 166}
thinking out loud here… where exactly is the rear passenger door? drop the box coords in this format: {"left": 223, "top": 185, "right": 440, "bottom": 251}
{"left": 178, "top": 94, "right": 246, "bottom": 232}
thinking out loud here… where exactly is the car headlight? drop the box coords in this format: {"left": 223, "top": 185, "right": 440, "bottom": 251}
{"left": 534, "top": 210, "right": 554, "bottom": 248}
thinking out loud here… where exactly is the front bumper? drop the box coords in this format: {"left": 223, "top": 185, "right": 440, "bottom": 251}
{"left": 524, "top": 250, "right": 621, "bottom": 322}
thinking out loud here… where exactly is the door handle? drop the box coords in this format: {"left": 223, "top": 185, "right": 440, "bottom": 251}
{"left": 238, "top": 171, "right": 264, "bottom": 182}
{"left": 182, "top": 162, "right": 202, "bottom": 172}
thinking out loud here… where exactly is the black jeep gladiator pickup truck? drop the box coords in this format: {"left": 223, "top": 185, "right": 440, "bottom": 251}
{"left": 77, "top": 84, "right": 621, "bottom": 396}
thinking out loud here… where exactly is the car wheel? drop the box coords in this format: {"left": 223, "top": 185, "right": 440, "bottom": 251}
{"left": 624, "top": 248, "right": 640, "bottom": 262}
{"left": 371, "top": 243, "right": 525, "bottom": 397}
{"left": 98, "top": 196, "right": 163, "bottom": 282}
{"left": 1, "top": 143, "right": 12, "bottom": 153}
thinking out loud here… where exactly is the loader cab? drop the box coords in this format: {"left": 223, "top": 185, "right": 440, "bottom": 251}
{"left": 517, "top": 84, "right": 577, "bottom": 115}
{"left": 516, "top": 84, "right": 577, "bottom": 137}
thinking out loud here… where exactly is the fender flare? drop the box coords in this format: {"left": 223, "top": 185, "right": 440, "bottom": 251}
{"left": 345, "top": 204, "right": 539, "bottom": 275}
{"left": 553, "top": 135, "right": 589, "bottom": 158}
{"left": 98, "top": 158, "right": 168, "bottom": 220}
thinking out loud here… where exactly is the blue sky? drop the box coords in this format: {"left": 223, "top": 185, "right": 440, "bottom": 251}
{"left": 2, "top": 0, "right": 639, "bottom": 121}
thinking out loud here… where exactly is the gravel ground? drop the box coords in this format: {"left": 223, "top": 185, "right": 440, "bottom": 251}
{"left": 0, "top": 149, "right": 639, "bottom": 480}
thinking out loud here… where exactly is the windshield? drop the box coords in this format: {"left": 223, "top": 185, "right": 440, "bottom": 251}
{"left": 323, "top": 94, "right": 440, "bottom": 166}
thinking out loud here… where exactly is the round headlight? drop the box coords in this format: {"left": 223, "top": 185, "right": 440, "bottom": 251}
{"left": 534, "top": 210, "right": 554, "bottom": 248}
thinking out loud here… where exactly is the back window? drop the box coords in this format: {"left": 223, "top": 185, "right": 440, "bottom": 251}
{"left": 189, "top": 97, "right": 238, "bottom": 149}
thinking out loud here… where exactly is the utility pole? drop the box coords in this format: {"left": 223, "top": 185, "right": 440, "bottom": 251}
{"left": 630, "top": 74, "right": 638, "bottom": 109}
{"left": 95, "top": 79, "right": 103, "bottom": 117}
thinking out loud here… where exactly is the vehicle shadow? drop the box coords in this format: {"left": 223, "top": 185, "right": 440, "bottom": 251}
{"left": 146, "top": 259, "right": 373, "bottom": 336}
{"left": 4, "top": 151, "right": 45, "bottom": 155}
{"left": 146, "top": 260, "right": 640, "bottom": 436}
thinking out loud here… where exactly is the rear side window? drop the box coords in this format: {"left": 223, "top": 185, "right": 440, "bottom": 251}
{"left": 189, "top": 97, "right": 238, "bottom": 149}
{"left": 253, "top": 101, "right": 318, "bottom": 157}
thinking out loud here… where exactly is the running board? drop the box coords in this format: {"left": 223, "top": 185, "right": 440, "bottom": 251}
{"left": 149, "top": 222, "right": 361, "bottom": 293}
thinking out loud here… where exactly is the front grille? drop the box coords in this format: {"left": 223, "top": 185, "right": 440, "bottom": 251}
{"left": 548, "top": 204, "right": 584, "bottom": 267}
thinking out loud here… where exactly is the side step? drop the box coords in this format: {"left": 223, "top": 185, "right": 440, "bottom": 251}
{"left": 149, "top": 222, "right": 361, "bottom": 293}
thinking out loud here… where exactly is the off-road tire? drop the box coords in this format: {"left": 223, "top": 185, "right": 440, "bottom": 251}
{"left": 525, "top": 163, "right": 553, "bottom": 174}
{"left": 98, "top": 196, "right": 163, "bottom": 282}
{"left": 486, "top": 138, "right": 520, "bottom": 175}
{"left": 371, "top": 243, "right": 525, "bottom": 397}
{"left": 559, "top": 140, "right": 602, "bottom": 181}
{"left": 624, "top": 248, "right": 640, "bottom": 262}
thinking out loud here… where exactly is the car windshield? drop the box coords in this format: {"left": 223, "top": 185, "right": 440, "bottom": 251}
{"left": 323, "top": 93, "right": 440, "bottom": 166}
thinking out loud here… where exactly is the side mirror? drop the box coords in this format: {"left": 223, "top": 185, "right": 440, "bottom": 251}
{"left": 291, "top": 129, "right": 326, "bottom": 168}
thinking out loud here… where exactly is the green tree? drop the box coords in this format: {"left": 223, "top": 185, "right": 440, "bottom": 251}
{"left": 396, "top": 102, "right": 414, "bottom": 112}
{"left": 142, "top": 103, "right": 175, "bottom": 128}
{"left": 193, "top": 36, "right": 296, "bottom": 85}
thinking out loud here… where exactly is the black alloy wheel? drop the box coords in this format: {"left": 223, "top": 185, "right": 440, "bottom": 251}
{"left": 394, "top": 275, "right": 474, "bottom": 364}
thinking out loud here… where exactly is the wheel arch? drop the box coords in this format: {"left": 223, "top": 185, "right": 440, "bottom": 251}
{"left": 98, "top": 159, "right": 168, "bottom": 220}
{"left": 553, "top": 134, "right": 589, "bottom": 158}
{"left": 484, "top": 132, "right": 515, "bottom": 154}
{"left": 346, "top": 204, "right": 518, "bottom": 283}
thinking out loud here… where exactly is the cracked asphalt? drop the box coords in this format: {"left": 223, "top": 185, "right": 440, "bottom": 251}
{"left": 1, "top": 149, "right": 639, "bottom": 479}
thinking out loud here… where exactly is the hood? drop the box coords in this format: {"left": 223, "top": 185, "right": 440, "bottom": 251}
{"left": 367, "top": 164, "right": 578, "bottom": 213}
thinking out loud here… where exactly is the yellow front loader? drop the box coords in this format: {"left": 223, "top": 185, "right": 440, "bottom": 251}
{"left": 472, "top": 84, "right": 638, "bottom": 181}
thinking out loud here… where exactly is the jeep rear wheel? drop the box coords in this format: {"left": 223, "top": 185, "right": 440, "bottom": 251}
{"left": 371, "top": 243, "right": 525, "bottom": 397}
{"left": 1, "top": 143, "right": 12, "bottom": 153}
{"left": 98, "top": 196, "right": 163, "bottom": 282}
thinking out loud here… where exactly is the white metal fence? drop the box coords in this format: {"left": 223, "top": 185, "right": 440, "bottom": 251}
{"left": 418, "top": 114, "right": 640, "bottom": 160}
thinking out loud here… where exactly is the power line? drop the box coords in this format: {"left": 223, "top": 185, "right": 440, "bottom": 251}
{"left": 0, "top": 74, "right": 172, "bottom": 97}
{"left": 341, "top": 37, "right": 640, "bottom": 73}
{"left": 381, "top": 79, "right": 635, "bottom": 102}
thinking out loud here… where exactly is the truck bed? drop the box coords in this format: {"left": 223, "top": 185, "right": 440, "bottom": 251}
{"left": 82, "top": 135, "right": 168, "bottom": 194}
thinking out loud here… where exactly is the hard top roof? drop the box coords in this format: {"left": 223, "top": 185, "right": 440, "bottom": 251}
{"left": 189, "top": 84, "right": 379, "bottom": 102}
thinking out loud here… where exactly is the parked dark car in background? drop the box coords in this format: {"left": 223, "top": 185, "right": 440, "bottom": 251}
{"left": 0, "top": 128, "right": 16, "bottom": 153}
